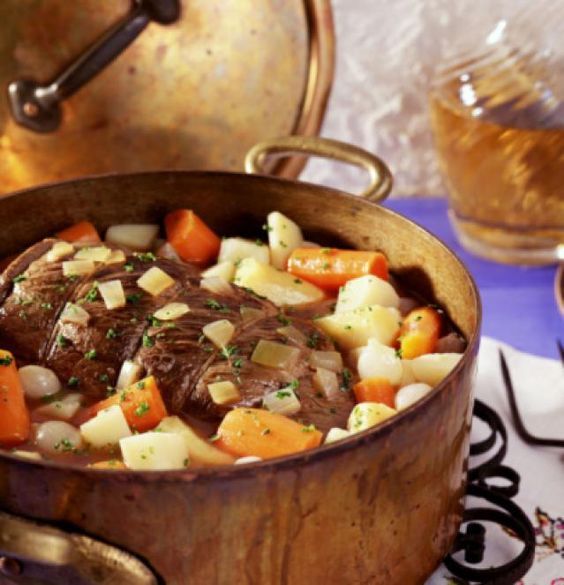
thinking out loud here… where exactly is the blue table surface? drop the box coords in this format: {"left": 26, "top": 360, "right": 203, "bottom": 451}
{"left": 384, "top": 197, "right": 562, "bottom": 360}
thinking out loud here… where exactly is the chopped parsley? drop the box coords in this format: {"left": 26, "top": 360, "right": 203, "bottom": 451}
{"left": 320, "top": 248, "right": 332, "bottom": 255}
{"left": 99, "top": 373, "right": 110, "bottom": 383}
{"left": 205, "top": 298, "right": 230, "bottom": 313}
{"left": 136, "top": 381, "right": 146, "bottom": 390}
{"left": 83, "top": 283, "right": 99, "bottom": 303}
{"left": 12, "top": 274, "right": 27, "bottom": 284}
{"left": 261, "top": 428, "right": 271, "bottom": 436}
{"left": 147, "top": 315, "right": 162, "bottom": 328}
{"left": 0, "top": 355, "right": 13, "bottom": 366}
{"left": 415, "top": 315, "right": 423, "bottom": 321}
{"left": 262, "top": 224, "right": 273, "bottom": 232}
{"left": 220, "top": 344, "right": 238, "bottom": 360}
{"left": 255, "top": 239, "right": 264, "bottom": 247}
{"left": 276, "top": 313, "right": 292, "bottom": 326}
{"left": 232, "top": 358, "right": 243, "bottom": 369}
{"left": 276, "top": 390, "right": 291, "bottom": 399}
{"left": 306, "top": 332, "right": 320, "bottom": 349}
{"left": 341, "top": 368, "right": 352, "bottom": 391}
{"left": 301, "top": 424, "right": 317, "bottom": 433}
{"left": 84, "top": 349, "right": 97, "bottom": 360}
{"left": 344, "top": 324, "right": 353, "bottom": 330}
{"left": 293, "top": 278, "right": 302, "bottom": 284}
{"left": 134, "top": 401, "right": 150, "bottom": 417}
{"left": 322, "top": 261, "right": 330, "bottom": 270}
{"left": 54, "top": 438, "right": 75, "bottom": 452}
{"left": 56, "top": 334, "right": 70, "bottom": 348}
{"left": 67, "top": 376, "right": 79, "bottom": 388}
{"left": 289, "top": 379, "right": 300, "bottom": 390}
{"left": 106, "top": 328, "right": 119, "bottom": 339}
{"left": 124, "top": 262, "right": 134, "bottom": 272}
{"left": 142, "top": 333, "right": 155, "bottom": 348}
{"left": 127, "top": 293, "right": 142, "bottom": 305}
{"left": 40, "top": 302, "right": 53, "bottom": 310}
{"left": 134, "top": 252, "right": 156, "bottom": 263}
{"left": 395, "top": 348, "right": 403, "bottom": 359}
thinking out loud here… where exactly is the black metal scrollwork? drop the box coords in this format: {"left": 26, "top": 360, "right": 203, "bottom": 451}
{"left": 444, "top": 399, "right": 536, "bottom": 584}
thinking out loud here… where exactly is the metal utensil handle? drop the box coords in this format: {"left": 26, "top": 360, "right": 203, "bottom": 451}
{"left": 245, "top": 136, "right": 393, "bottom": 203}
{"left": 7, "top": 0, "right": 180, "bottom": 134}
{"left": 0, "top": 510, "right": 160, "bottom": 584}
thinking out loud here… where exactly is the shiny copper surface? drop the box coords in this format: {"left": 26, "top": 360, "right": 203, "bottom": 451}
{"left": 0, "top": 1, "right": 334, "bottom": 195}
{"left": 0, "top": 171, "right": 480, "bottom": 584}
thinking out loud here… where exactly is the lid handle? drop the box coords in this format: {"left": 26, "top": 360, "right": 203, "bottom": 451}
{"left": 7, "top": 0, "right": 180, "bottom": 133}
{"left": 244, "top": 136, "right": 393, "bottom": 203}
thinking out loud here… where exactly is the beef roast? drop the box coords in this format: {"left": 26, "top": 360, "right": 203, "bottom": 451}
{"left": 0, "top": 240, "right": 355, "bottom": 432}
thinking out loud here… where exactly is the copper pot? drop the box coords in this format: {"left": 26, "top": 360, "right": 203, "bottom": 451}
{"left": 0, "top": 139, "right": 480, "bottom": 585}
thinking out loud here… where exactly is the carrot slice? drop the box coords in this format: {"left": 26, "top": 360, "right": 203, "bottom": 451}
{"left": 56, "top": 221, "right": 101, "bottom": 244}
{"left": 399, "top": 307, "right": 442, "bottom": 359}
{"left": 287, "top": 248, "right": 388, "bottom": 291}
{"left": 0, "top": 350, "right": 31, "bottom": 447}
{"left": 164, "top": 209, "right": 221, "bottom": 266}
{"left": 86, "top": 376, "right": 167, "bottom": 432}
{"left": 353, "top": 377, "right": 396, "bottom": 408}
{"left": 215, "top": 408, "right": 322, "bottom": 459}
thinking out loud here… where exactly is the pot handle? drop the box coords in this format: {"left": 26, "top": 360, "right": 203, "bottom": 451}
{"left": 244, "top": 136, "right": 393, "bottom": 203}
{"left": 0, "top": 509, "right": 159, "bottom": 584}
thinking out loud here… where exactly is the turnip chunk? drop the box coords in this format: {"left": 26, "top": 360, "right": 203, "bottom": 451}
{"left": 263, "top": 387, "right": 301, "bottom": 416}
{"left": 347, "top": 402, "right": 397, "bottom": 434}
{"left": 335, "top": 275, "right": 400, "bottom": 313}
{"left": 316, "top": 305, "right": 401, "bottom": 350}
{"left": 218, "top": 238, "right": 270, "bottom": 265}
{"left": 324, "top": 427, "right": 350, "bottom": 444}
{"left": 202, "top": 319, "right": 235, "bottom": 348}
{"left": 137, "top": 266, "right": 175, "bottom": 296}
{"left": 208, "top": 381, "right": 241, "bottom": 406}
{"left": 60, "top": 302, "right": 90, "bottom": 326}
{"left": 202, "top": 261, "right": 236, "bottom": 282}
{"left": 116, "top": 360, "right": 143, "bottom": 390}
{"left": 409, "top": 353, "right": 463, "bottom": 386}
{"left": 395, "top": 383, "right": 433, "bottom": 411}
{"left": 105, "top": 224, "right": 159, "bottom": 251}
{"left": 98, "top": 280, "right": 126, "bottom": 310}
{"left": 74, "top": 246, "right": 111, "bottom": 263}
{"left": 120, "top": 432, "right": 189, "bottom": 470}
{"left": 80, "top": 405, "right": 132, "bottom": 447}
{"left": 234, "top": 258, "right": 324, "bottom": 306}
{"left": 267, "top": 211, "right": 304, "bottom": 269}
{"left": 200, "top": 276, "right": 232, "bottom": 295}
{"left": 153, "top": 302, "right": 190, "bottom": 321}
{"left": 251, "top": 340, "right": 300, "bottom": 370}
{"left": 62, "top": 260, "right": 94, "bottom": 277}
{"left": 46, "top": 242, "right": 74, "bottom": 262}
{"left": 357, "top": 339, "right": 403, "bottom": 385}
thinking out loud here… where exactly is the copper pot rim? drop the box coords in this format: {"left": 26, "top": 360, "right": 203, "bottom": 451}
{"left": 0, "top": 170, "right": 482, "bottom": 480}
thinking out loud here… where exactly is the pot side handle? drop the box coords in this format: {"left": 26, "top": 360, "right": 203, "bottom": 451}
{"left": 244, "top": 136, "right": 393, "bottom": 203}
{"left": 0, "top": 509, "right": 159, "bottom": 585}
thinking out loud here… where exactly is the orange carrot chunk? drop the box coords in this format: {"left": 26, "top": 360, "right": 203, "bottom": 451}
{"left": 353, "top": 377, "right": 397, "bottom": 408}
{"left": 86, "top": 376, "right": 167, "bottom": 432}
{"left": 287, "top": 248, "right": 388, "bottom": 291}
{"left": 89, "top": 460, "right": 127, "bottom": 470}
{"left": 215, "top": 408, "right": 322, "bottom": 459}
{"left": 56, "top": 221, "right": 101, "bottom": 244}
{"left": 399, "top": 307, "right": 442, "bottom": 359}
{"left": 0, "top": 350, "right": 31, "bottom": 447}
{"left": 165, "top": 209, "right": 221, "bottom": 266}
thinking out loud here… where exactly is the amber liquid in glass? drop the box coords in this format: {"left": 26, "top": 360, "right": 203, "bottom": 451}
{"left": 430, "top": 79, "right": 564, "bottom": 264}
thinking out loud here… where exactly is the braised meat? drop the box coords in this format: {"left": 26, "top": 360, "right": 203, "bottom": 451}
{"left": 0, "top": 240, "right": 354, "bottom": 432}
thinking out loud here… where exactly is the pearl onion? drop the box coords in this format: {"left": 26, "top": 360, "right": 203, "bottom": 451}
{"left": 394, "top": 383, "right": 433, "bottom": 411}
{"left": 19, "top": 365, "right": 61, "bottom": 400}
{"left": 36, "top": 421, "right": 82, "bottom": 455}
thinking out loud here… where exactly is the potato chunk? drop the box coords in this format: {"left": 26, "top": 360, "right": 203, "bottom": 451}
{"left": 234, "top": 258, "right": 324, "bottom": 306}
{"left": 409, "top": 353, "right": 463, "bottom": 386}
{"left": 316, "top": 305, "right": 400, "bottom": 349}
{"left": 219, "top": 238, "right": 270, "bottom": 265}
{"left": 267, "top": 211, "right": 304, "bottom": 269}
{"left": 335, "top": 275, "right": 399, "bottom": 313}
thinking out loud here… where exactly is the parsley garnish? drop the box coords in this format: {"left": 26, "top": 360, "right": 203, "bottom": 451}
{"left": 261, "top": 428, "right": 271, "bottom": 436}
{"left": 124, "top": 263, "right": 134, "bottom": 272}
{"left": 306, "top": 332, "right": 320, "bottom": 349}
{"left": 134, "top": 401, "right": 150, "bottom": 417}
{"left": 67, "top": 376, "right": 79, "bottom": 387}
{"left": 12, "top": 274, "right": 27, "bottom": 284}
{"left": 205, "top": 299, "right": 230, "bottom": 313}
{"left": 276, "top": 313, "right": 292, "bottom": 326}
{"left": 341, "top": 368, "right": 352, "bottom": 391}
{"left": 289, "top": 379, "right": 300, "bottom": 390}
{"left": 40, "top": 302, "right": 53, "bottom": 310}
{"left": 54, "top": 438, "right": 75, "bottom": 452}
{"left": 395, "top": 348, "right": 403, "bottom": 359}
{"left": 136, "top": 381, "right": 146, "bottom": 390}
{"left": 142, "top": 333, "right": 155, "bottom": 348}
{"left": 293, "top": 278, "right": 302, "bottom": 284}
{"left": 84, "top": 349, "right": 97, "bottom": 360}
{"left": 99, "top": 373, "right": 110, "bottom": 383}
{"left": 134, "top": 252, "right": 156, "bottom": 262}
{"left": 147, "top": 315, "right": 162, "bottom": 328}
{"left": 0, "top": 355, "right": 13, "bottom": 366}
{"left": 301, "top": 424, "right": 317, "bottom": 433}
{"left": 232, "top": 358, "right": 243, "bottom": 369}
{"left": 220, "top": 344, "right": 238, "bottom": 359}
{"left": 106, "top": 328, "right": 119, "bottom": 339}
{"left": 127, "top": 293, "right": 142, "bottom": 305}
{"left": 56, "top": 334, "right": 70, "bottom": 348}
{"left": 262, "top": 224, "right": 273, "bottom": 232}
{"left": 276, "top": 390, "right": 291, "bottom": 399}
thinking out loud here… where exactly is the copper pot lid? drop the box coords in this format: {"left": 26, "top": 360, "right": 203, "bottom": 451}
{"left": 0, "top": 0, "right": 334, "bottom": 196}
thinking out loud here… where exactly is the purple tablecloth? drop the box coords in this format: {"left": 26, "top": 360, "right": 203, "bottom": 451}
{"left": 384, "top": 197, "right": 562, "bottom": 360}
